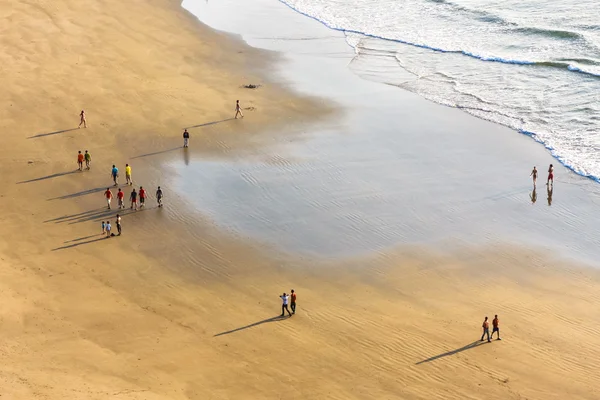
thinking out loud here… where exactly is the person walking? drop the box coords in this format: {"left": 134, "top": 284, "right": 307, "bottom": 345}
{"left": 530, "top": 166, "right": 537, "bottom": 187}
{"left": 84, "top": 150, "right": 91, "bottom": 170}
{"left": 183, "top": 129, "right": 190, "bottom": 148}
{"left": 156, "top": 186, "right": 163, "bottom": 207}
{"left": 77, "top": 151, "right": 84, "bottom": 171}
{"left": 111, "top": 165, "right": 119, "bottom": 186}
{"left": 117, "top": 188, "right": 125, "bottom": 209}
{"left": 116, "top": 214, "right": 122, "bottom": 236}
{"left": 78, "top": 110, "right": 87, "bottom": 128}
{"left": 104, "top": 188, "right": 113, "bottom": 209}
{"left": 106, "top": 221, "right": 112, "bottom": 238}
{"left": 234, "top": 100, "right": 244, "bottom": 119}
{"left": 547, "top": 164, "right": 554, "bottom": 186}
{"left": 101, "top": 221, "right": 106, "bottom": 235}
{"left": 130, "top": 188, "right": 138, "bottom": 210}
{"left": 290, "top": 289, "right": 297, "bottom": 314}
{"left": 481, "top": 316, "right": 491, "bottom": 342}
{"left": 139, "top": 186, "right": 147, "bottom": 208}
{"left": 491, "top": 315, "right": 501, "bottom": 340}
{"left": 280, "top": 292, "right": 292, "bottom": 317}
{"left": 125, "top": 164, "right": 132, "bottom": 185}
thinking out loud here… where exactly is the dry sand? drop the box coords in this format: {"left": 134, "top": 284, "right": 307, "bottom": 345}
{"left": 1, "top": 0, "right": 600, "bottom": 399}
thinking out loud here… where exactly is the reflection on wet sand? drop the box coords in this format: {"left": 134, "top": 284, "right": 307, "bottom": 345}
{"left": 547, "top": 185, "right": 554, "bottom": 206}
{"left": 530, "top": 188, "right": 537, "bottom": 204}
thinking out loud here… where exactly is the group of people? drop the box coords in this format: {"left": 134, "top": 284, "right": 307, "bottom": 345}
{"left": 101, "top": 215, "right": 122, "bottom": 238}
{"left": 480, "top": 315, "right": 501, "bottom": 342}
{"left": 103, "top": 185, "right": 164, "bottom": 211}
{"left": 529, "top": 164, "right": 554, "bottom": 205}
{"left": 279, "top": 290, "right": 297, "bottom": 317}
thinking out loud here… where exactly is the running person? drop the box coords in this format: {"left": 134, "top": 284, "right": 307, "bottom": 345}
{"left": 183, "top": 129, "right": 190, "bottom": 148}
{"left": 78, "top": 110, "right": 87, "bottom": 128}
{"left": 111, "top": 165, "right": 119, "bottom": 185}
{"left": 156, "top": 186, "right": 163, "bottom": 207}
{"left": 139, "top": 186, "right": 146, "bottom": 208}
{"left": 117, "top": 188, "right": 125, "bottom": 209}
{"left": 77, "top": 151, "right": 84, "bottom": 171}
{"left": 234, "top": 100, "right": 244, "bottom": 119}
{"left": 130, "top": 188, "right": 138, "bottom": 210}
{"left": 125, "top": 164, "right": 132, "bottom": 185}
{"left": 547, "top": 164, "right": 554, "bottom": 186}
{"left": 530, "top": 166, "right": 537, "bottom": 187}
{"left": 84, "top": 150, "right": 91, "bottom": 170}
{"left": 104, "top": 188, "right": 113, "bottom": 209}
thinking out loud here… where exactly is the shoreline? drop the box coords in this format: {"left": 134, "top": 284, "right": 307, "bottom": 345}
{"left": 1, "top": 0, "right": 600, "bottom": 399}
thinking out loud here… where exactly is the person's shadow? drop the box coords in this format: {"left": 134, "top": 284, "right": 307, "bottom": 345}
{"left": 214, "top": 315, "right": 288, "bottom": 337}
{"left": 547, "top": 185, "right": 553, "bottom": 206}
{"left": 415, "top": 340, "right": 486, "bottom": 365}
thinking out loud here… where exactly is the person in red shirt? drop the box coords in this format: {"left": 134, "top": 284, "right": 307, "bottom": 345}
{"left": 139, "top": 186, "right": 147, "bottom": 208}
{"left": 117, "top": 188, "right": 125, "bottom": 209}
{"left": 290, "top": 289, "right": 297, "bottom": 314}
{"left": 104, "top": 188, "right": 113, "bottom": 209}
{"left": 77, "top": 151, "right": 84, "bottom": 171}
{"left": 481, "top": 316, "right": 491, "bottom": 342}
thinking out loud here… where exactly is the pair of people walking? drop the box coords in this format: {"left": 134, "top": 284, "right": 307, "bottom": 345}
{"left": 481, "top": 315, "right": 501, "bottom": 342}
{"left": 530, "top": 164, "right": 554, "bottom": 187}
{"left": 77, "top": 150, "right": 91, "bottom": 171}
{"left": 279, "top": 290, "right": 297, "bottom": 317}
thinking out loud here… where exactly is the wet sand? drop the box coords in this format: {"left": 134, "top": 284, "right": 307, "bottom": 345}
{"left": 1, "top": 0, "right": 600, "bottom": 399}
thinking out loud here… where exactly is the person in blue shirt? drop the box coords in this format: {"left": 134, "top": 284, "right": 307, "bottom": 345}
{"left": 111, "top": 165, "right": 119, "bottom": 185}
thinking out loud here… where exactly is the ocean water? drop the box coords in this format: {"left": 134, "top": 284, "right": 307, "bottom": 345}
{"left": 278, "top": 0, "right": 600, "bottom": 182}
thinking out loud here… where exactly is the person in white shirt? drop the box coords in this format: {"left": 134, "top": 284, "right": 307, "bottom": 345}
{"left": 280, "top": 292, "right": 292, "bottom": 317}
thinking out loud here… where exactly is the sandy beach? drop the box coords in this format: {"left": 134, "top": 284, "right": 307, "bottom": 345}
{"left": 2, "top": 0, "right": 600, "bottom": 399}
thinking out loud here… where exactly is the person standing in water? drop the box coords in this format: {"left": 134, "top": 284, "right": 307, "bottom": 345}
{"left": 530, "top": 166, "right": 537, "bottom": 187}
{"left": 77, "top": 151, "right": 84, "bottom": 171}
{"left": 183, "top": 129, "right": 190, "bottom": 148}
{"left": 84, "top": 150, "right": 91, "bottom": 170}
{"left": 234, "top": 100, "right": 244, "bottom": 119}
{"left": 111, "top": 165, "right": 119, "bottom": 186}
{"left": 481, "top": 316, "right": 491, "bottom": 342}
{"left": 104, "top": 188, "right": 113, "bottom": 209}
{"left": 78, "top": 110, "right": 87, "bottom": 128}
{"left": 125, "top": 163, "right": 132, "bottom": 185}
{"left": 280, "top": 292, "right": 292, "bottom": 317}
{"left": 547, "top": 164, "right": 554, "bottom": 186}
{"left": 156, "top": 186, "right": 163, "bottom": 207}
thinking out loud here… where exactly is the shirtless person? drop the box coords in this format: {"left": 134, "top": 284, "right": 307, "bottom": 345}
{"left": 234, "top": 100, "right": 244, "bottom": 119}
{"left": 530, "top": 166, "right": 537, "bottom": 187}
{"left": 547, "top": 164, "right": 554, "bottom": 186}
{"left": 78, "top": 110, "right": 87, "bottom": 128}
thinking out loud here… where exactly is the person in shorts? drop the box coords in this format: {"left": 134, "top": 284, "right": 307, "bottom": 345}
{"left": 125, "top": 163, "right": 132, "bottom": 185}
{"left": 183, "top": 129, "right": 190, "bottom": 148}
{"left": 491, "top": 315, "right": 501, "bottom": 340}
{"left": 77, "top": 151, "right": 84, "bottom": 171}
{"left": 116, "top": 214, "right": 122, "bottom": 236}
{"left": 547, "top": 164, "right": 554, "bottom": 186}
{"left": 111, "top": 165, "right": 119, "bottom": 185}
{"left": 130, "top": 188, "right": 138, "bottom": 210}
{"left": 105, "top": 221, "right": 112, "bottom": 238}
{"left": 104, "top": 188, "right": 113, "bottom": 209}
{"left": 117, "top": 188, "right": 125, "bottom": 209}
{"left": 84, "top": 150, "right": 91, "bottom": 170}
{"left": 290, "top": 289, "right": 297, "bottom": 314}
{"left": 156, "top": 186, "right": 163, "bottom": 207}
{"left": 139, "top": 186, "right": 146, "bottom": 208}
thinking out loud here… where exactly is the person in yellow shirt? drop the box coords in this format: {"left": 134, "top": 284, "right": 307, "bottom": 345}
{"left": 125, "top": 163, "right": 132, "bottom": 185}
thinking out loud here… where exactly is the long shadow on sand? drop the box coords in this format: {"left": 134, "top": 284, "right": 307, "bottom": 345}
{"left": 28, "top": 128, "right": 79, "bottom": 139}
{"left": 47, "top": 186, "right": 107, "bottom": 201}
{"left": 184, "top": 118, "right": 234, "bottom": 129}
{"left": 415, "top": 341, "right": 487, "bottom": 365}
{"left": 132, "top": 147, "right": 181, "bottom": 159}
{"left": 214, "top": 315, "right": 289, "bottom": 337}
{"left": 52, "top": 236, "right": 108, "bottom": 251}
{"left": 17, "top": 170, "right": 79, "bottom": 184}
{"left": 45, "top": 207, "right": 144, "bottom": 225}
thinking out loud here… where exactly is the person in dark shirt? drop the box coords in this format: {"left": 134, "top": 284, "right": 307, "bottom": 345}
{"left": 130, "top": 188, "right": 138, "bottom": 210}
{"left": 183, "top": 129, "right": 190, "bottom": 148}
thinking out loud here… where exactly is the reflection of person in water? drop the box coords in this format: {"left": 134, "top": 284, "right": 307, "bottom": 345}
{"left": 547, "top": 185, "right": 553, "bottom": 206}
{"left": 530, "top": 188, "right": 537, "bottom": 204}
